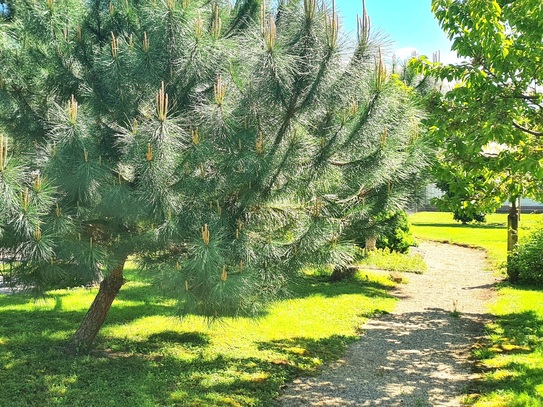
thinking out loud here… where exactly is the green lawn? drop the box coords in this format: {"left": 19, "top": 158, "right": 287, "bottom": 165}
{"left": 0, "top": 267, "right": 396, "bottom": 407}
{"left": 4, "top": 211, "right": 543, "bottom": 406}
{"left": 410, "top": 211, "right": 543, "bottom": 266}
{"left": 410, "top": 211, "right": 543, "bottom": 406}
{"left": 358, "top": 247, "right": 427, "bottom": 273}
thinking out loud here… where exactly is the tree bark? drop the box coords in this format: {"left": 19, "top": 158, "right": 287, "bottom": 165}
{"left": 507, "top": 198, "right": 520, "bottom": 282}
{"left": 66, "top": 258, "right": 127, "bottom": 353}
{"left": 507, "top": 198, "right": 519, "bottom": 252}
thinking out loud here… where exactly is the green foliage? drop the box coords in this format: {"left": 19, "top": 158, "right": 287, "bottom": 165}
{"left": 436, "top": 179, "right": 489, "bottom": 224}
{"left": 507, "top": 227, "right": 543, "bottom": 285}
{"left": 345, "top": 210, "right": 416, "bottom": 253}
{"left": 0, "top": 0, "right": 429, "bottom": 346}
{"left": 375, "top": 211, "right": 416, "bottom": 253}
{"left": 410, "top": 0, "right": 543, "bottom": 220}
{"left": 0, "top": 266, "right": 396, "bottom": 406}
{"left": 430, "top": 156, "right": 509, "bottom": 222}
{"left": 452, "top": 211, "right": 486, "bottom": 225}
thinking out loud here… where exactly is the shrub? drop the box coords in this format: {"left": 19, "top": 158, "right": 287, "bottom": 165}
{"left": 344, "top": 210, "right": 416, "bottom": 253}
{"left": 453, "top": 210, "right": 486, "bottom": 224}
{"left": 434, "top": 180, "right": 490, "bottom": 224}
{"left": 507, "top": 227, "right": 543, "bottom": 285}
{"left": 375, "top": 211, "right": 416, "bottom": 253}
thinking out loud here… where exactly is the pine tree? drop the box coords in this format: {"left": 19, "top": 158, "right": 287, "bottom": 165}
{"left": 0, "top": 0, "right": 430, "bottom": 352}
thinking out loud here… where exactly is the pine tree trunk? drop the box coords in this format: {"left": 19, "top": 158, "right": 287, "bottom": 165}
{"left": 66, "top": 258, "right": 127, "bottom": 353}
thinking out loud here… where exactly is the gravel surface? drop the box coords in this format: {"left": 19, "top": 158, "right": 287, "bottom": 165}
{"left": 277, "top": 242, "right": 497, "bottom": 406}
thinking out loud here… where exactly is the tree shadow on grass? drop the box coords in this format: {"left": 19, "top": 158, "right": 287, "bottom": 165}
{"left": 0, "top": 321, "right": 348, "bottom": 407}
{"left": 105, "top": 298, "right": 176, "bottom": 323}
{"left": 116, "top": 281, "right": 180, "bottom": 303}
{"left": 148, "top": 330, "right": 209, "bottom": 346}
{"left": 98, "top": 330, "right": 212, "bottom": 354}
{"left": 470, "top": 310, "right": 543, "bottom": 403}
{"left": 0, "top": 334, "right": 228, "bottom": 407}
{"left": 0, "top": 308, "right": 85, "bottom": 335}
{"left": 0, "top": 285, "right": 387, "bottom": 407}
{"left": 0, "top": 273, "right": 393, "bottom": 341}
{"left": 0, "top": 291, "right": 53, "bottom": 306}
{"left": 258, "top": 335, "right": 359, "bottom": 372}
{"left": 114, "top": 272, "right": 394, "bottom": 323}
{"left": 0, "top": 290, "right": 178, "bottom": 347}
{"left": 288, "top": 274, "right": 394, "bottom": 300}
{"left": 412, "top": 222, "right": 505, "bottom": 229}
{"left": 478, "top": 365, "right": 543, "bottom": 404}
{"left": 0, "top": 274, "right": 396, "bottom": 406}
{"left": 483, "top": 309, "right": 543, "bottom": 354}
{"left": 499, "top": 281, "right": 543, "bottom": 293}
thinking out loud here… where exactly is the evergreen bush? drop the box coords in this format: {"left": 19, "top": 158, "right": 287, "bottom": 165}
{"left": 344, "top": 210, "right": 416, "bottom": 253}
{"left": 375, "top": 211, "right": 416, "bottom": 253}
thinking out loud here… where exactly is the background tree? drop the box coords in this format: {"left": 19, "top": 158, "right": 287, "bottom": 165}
{"left": 411, "top": 0, "right": 543, "bottom": 259}
{"left": 0, "top": 0, "right": 430, "bottom": 352}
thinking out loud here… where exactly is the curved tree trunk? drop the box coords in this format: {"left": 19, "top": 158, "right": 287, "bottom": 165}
{"left": 66, "top": 258, "right": 127, "bottom": 353}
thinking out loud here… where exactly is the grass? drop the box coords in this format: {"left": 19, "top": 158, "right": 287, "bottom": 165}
{"left": 468, "top": 286, "right": 543, "bottom": 406}
{"left": 409, "top": 211, "right": 543, "bottom": 266}
{"left": 0, "top": 266, "right": 396, "bottom": 407}
{"left": 7, "top": 210, "right": 541, "bottom": 406}
{"left": 410, "top": 211, "right": 543, "bottom": 406}
{"left": 358, "top": 247, "right": 427, "bottom": 274}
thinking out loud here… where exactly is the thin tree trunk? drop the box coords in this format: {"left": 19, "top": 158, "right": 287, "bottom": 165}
{"left": 507, "top": 198, "right": 519, "bottom": 252}
{"left": 507, "top": 198, "right": 520, "bottom": 282}
{"left": 66, "top": 258, "right": 127, "bottom": 353}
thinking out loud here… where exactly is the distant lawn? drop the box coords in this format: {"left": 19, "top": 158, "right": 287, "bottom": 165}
{"left": 409, "top": 211, "right": 543, "bottom": 267}
{"left": 410, "top": 211, "right": 543, "bottom": 406}
{"left": 0, "top": 267, "right": 396, "bottom": 407}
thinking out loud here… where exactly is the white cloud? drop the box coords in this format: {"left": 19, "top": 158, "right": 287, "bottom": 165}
{"left": 394, "top": 47, "right": 419, "bottom": 62}
{"left": 393, "top": 47, "right": 464, "bottom": 65}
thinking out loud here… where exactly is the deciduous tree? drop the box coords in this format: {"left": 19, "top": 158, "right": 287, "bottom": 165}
{"left": 412, "top": 0, "right": 543, "bottom": 258}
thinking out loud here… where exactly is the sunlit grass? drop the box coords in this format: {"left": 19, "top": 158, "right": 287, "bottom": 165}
{"left": 0, "top": 266, "right": 396, "bottom": 407}
{"left": 411, "top": 211, "right": 543, "bottom": 406}
{"left": 470, "top": 284, "right": 543, "bottom": 406}
{"left": 409, "top": 211, "right": 543, "bottom": 266}
{"left": 358, "top": 248, "right": 427, "bottom": 273}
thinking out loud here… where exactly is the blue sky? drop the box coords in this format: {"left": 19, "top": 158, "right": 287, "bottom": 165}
{"left": 334, "top": 0, "right": 458, "bottom": 63}
{"left": 0, "top": 1, "right": 456, "bottom": 61}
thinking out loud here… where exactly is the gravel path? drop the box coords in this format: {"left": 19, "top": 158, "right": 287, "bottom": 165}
{"left": 277, "top": 242, "right": 497, "bottom": 406}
